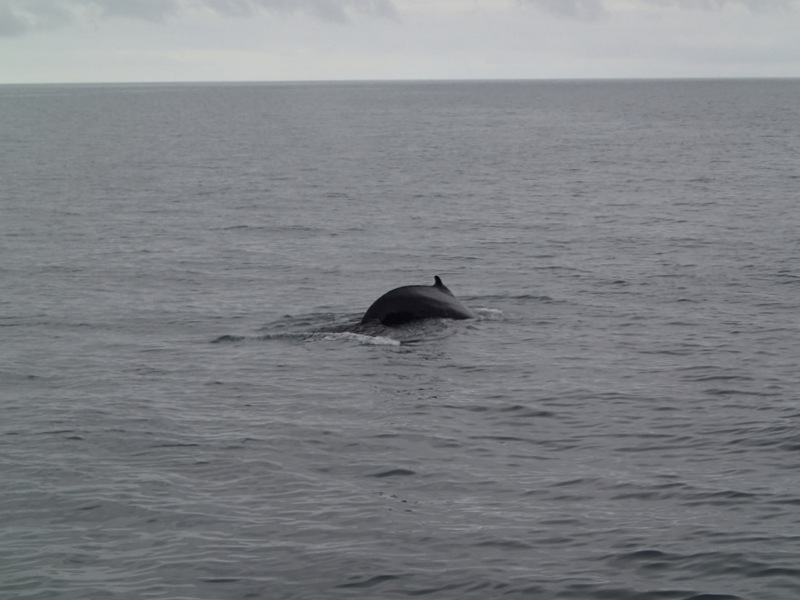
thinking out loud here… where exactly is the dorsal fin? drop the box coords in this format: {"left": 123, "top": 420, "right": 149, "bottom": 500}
{"left": 434, "top": 275, "right": 455, "bottom": 296}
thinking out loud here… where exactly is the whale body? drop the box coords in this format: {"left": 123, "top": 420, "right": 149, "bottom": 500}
{"left": 361, "top": 276, "right": 475, "bottom": 326}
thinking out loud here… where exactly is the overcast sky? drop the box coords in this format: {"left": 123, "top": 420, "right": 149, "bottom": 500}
{"left": 1, "top": 0, "right": 799, "bottom": 83}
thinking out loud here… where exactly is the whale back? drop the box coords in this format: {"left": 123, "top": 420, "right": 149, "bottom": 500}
{"left": 361, "top": 276, "right": 475, "bottom": 326}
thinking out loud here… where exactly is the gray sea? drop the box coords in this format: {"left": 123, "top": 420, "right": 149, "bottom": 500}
{"left": 2, "top": 79, "right": 800, "bottom": 599}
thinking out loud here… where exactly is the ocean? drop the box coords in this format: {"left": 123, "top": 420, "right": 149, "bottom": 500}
{"left": 1, "top": 79, "right": 799, "bottom": 599}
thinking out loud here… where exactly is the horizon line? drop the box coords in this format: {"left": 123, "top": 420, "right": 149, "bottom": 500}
{"left": 2, "top": 75, "right": 799, "bottom": 87}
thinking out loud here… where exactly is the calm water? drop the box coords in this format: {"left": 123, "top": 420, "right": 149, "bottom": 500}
{"left": 2, "top": 79, "right": 800, "bottom": 599}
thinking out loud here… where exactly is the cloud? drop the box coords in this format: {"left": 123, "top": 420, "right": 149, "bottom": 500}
{"left": 520, "top": 0, "right": 798, "bottom": 19}
{"left": 202, "top": 0, "right": 397, "bottom": 22}
{"left": 1, "top": 0, "right": 794, "bottom": 38}
{"left": 522, "top": 0, "right": 605, "bottom": 20}
{"left": 95, "top": 0, "right": 181, "bottom": 21}
{"left": 0, "top": 0, "right": 180, "bottom": 36}
{"left": 0, "top": 1, "right": 73, "bottom": 36}
{"left": 640, "top": 0, "right": 796, "bottom": 9}
{"left": 0, "top": 0, "right": 397, "bottom": 36}
{"left": 0, "top": 5, "right": 28, "bottom": 36}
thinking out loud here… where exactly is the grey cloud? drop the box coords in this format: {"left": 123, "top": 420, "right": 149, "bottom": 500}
{"left": 0, "top": 0, "right": 396, "bottom": 37}
{"left": 94, "top": 0, "right": 181, "bottom": 21}
{"left": 523, "top": 0, "right": 605, "bottom": 20}
{"left": 0, "top": 0, "right": 179, "bottom": 37}
{"left": 522, "top": 0, "right": 797, "bottom": 18}
{"left": 641, "top": 0, "right": 796, "bottom": 9}
{"left": 0, "top": 1, "right": 74, "bottom": 36}
{"left": 205, "top": 0, "right": 397, "bottom": 23}
{"left": 0, "top": 5, "right": 29, "bottom": 36}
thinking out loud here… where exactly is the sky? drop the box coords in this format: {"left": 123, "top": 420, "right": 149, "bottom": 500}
{"left": 1, "top": 0, "right": 799, "bottom": 83}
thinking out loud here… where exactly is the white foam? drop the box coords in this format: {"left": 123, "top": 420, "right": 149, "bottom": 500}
{"left": 320, "top": 332, "right": 401, "bottom": 346}
{"left": 474, "top": 308, "right": 504, "bottom": 320}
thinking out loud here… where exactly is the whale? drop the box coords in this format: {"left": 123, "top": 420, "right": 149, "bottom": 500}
{"left": 361, "top": 276, "right": 476, "bottom": 326}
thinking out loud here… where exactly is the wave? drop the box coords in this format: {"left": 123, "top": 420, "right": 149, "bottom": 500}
{"left": 211, "top": 308, "right": 494, "bottom": 346}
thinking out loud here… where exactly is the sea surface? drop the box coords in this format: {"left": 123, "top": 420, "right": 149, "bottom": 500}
{"left": 2, "top": 79, "right": 800, "bottom": 599}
